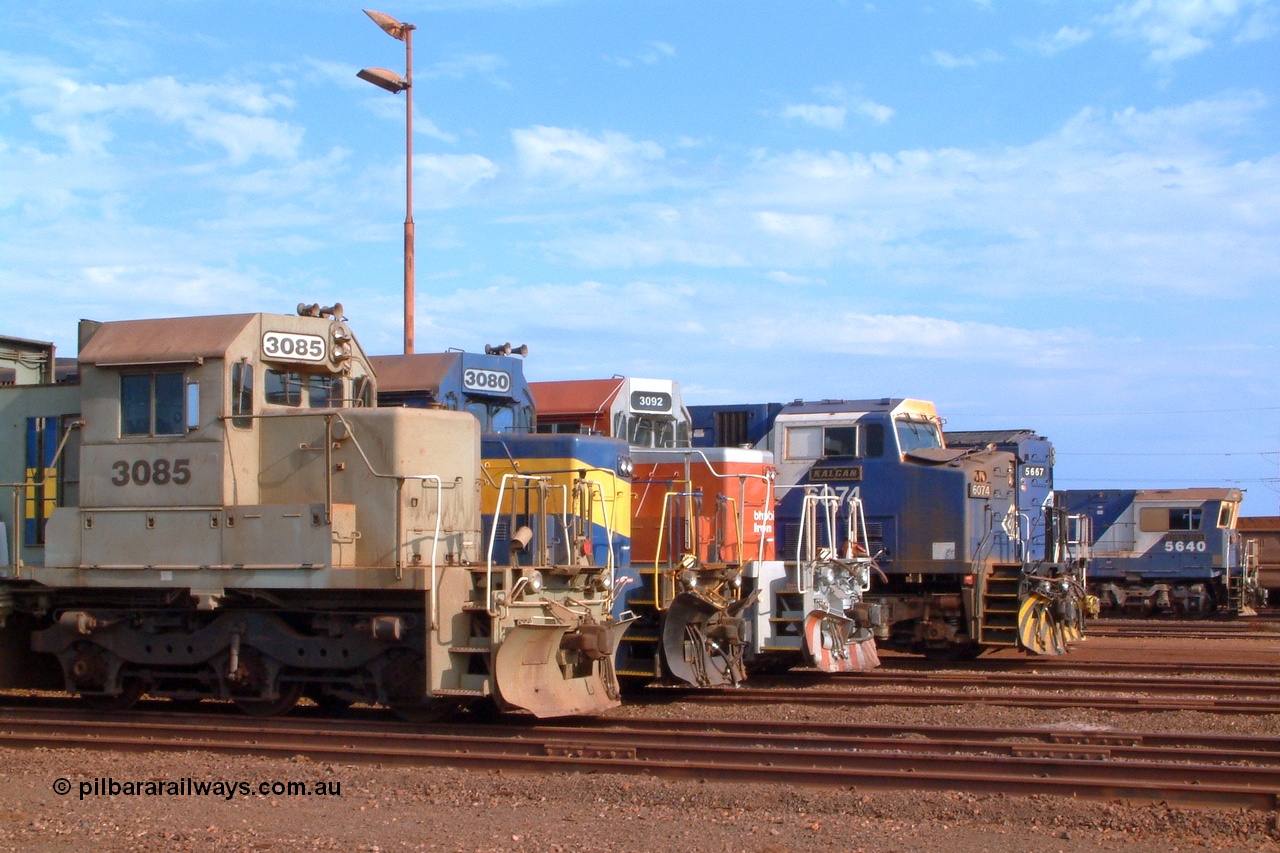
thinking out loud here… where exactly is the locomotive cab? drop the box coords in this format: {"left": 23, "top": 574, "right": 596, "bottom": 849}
{"left": 532, "top": 377, "right": 691, "bottom": 448}
{"left": 371, "top": 349, "right": 535, "bottom": 435}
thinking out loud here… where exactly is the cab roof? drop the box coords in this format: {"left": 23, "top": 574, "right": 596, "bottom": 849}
{"left": 78, "top": 314, "right": 259, "bottom": 366}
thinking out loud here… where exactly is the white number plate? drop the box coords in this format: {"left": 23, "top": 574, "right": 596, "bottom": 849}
{"left": 262, "top": 331, "right": 326, "bottom": 363}
{"left": 463, "top": 368, "right": 511, "bottom": 394}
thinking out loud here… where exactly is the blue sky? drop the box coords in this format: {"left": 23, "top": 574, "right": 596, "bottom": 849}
{"left": 2, "top": 1, "right": 1277, "bottom": 515}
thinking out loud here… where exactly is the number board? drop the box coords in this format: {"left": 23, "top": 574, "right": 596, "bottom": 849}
{"left": 810, "top": 466, "right": 862, "bottom": 482}
{"left": 262, "top": 331, "right": 326, "bottom": 364}
{"left": 1023, "top": 465, "right": 1049, "bottom": 478}
{"left": 968, "top": 482, "right": 993, "bottom": 498}
{"left": 463, "top": 368, "right": 512, "bottom": 395}
{"left": 630, "top": 391, "right": 671, "bottom": 413}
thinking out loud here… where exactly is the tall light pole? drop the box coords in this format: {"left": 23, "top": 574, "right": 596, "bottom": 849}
{"left": 358, "top": 9, "right": 417, "bottom": 354}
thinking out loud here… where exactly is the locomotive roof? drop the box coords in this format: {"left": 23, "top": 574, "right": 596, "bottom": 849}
{"left": 1134, "top": 487, "right": 1244, "bottom": 502}
{"left": 778, "top": 398, "right": 937, "bottom": 417}
{"left": 530, "top": 378, "right": 625, "bottom": 416}
{"left": 1062, "top": 487, "right": 1245, "bottom": 502}
{"left": 369, "top": 353, "right": 456, "bottom": 392}
{"left": 78, "top": 313, "right": 260, "bottom": 365}
{"left": 1239, "top": 516, "right": 1280, "bottom": 532}
{"left": 945, "top": 429, "right": 1044, "bottom": 445}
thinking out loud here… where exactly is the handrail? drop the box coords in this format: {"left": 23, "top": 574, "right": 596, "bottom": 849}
{"left": 327, "top": 414, "right": 445, "bottom": 627}
{"left": 1, "top": 419, "right": 82, "bottom": 574}
{"left": 580, "top": 477, "right": 616, "bottom": 572}
{"left": 795, "top": 487, "right": 842, "bottom": 593}
{"left": 486, "top": 473, "right": 567, "bottom": 615}
{"left": 640, "top": 448, "right": 777, "bottom": 566}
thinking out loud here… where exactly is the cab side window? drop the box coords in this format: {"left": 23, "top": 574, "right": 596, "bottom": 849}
{"left": 231, "top": 363, "right": 254, "bottom": 428}
{"left": 121, "top": 371, "right": 185, "bottom": 437}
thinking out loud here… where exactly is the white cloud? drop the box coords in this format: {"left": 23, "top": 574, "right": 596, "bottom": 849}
{"left": 0, "top": 55, "right": 302, "bottom": 164}
{"left": 1032, "top": 26, "right": 1095, "bottom": 56}
{"left": 603, "top": 40, "right": 676, "bottom": 68}
{"left": 426, "top": 277, "right": 1083, "bottom": 374}
{"left": 854, "top": 98, "right": 895, "bottom": 124}
{"left": 512, "top": 125, "right": 664, "bottom": 190}
{"left": 766, "top": 270, "right": 822, "bottom": 286}
{"left": 416, "top": 153, "right": 500, "bottom": 203}
{"left": 524, "top": 94, "right": 1277, "bottom": 303}
{"left": 1102, "top": 0, "right": 1275, "bottom": 62}
{"left": 929, "top": 48, "right": 1003, "bottom": 68}
{"left": 782, "top": 104, "right": 847, "bottom": 129}
{"left": 782, "top": 87, "right": 893, "bottom": 129}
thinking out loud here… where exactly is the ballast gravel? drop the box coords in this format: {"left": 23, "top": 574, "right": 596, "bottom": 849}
{"left": 3, "top": 633, "right": 1279, "bottom": 852}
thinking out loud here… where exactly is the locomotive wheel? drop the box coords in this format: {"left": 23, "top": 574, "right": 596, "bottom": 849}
{"left": 233, "top": 682, "right": 303, "bottom": 717}
{"left": 463, "top": 697, "right": 505, "bottom": 723}
{"left": 168, "top": 697, "right": 206, "bottom": 712}
{"left": 389, "top": 698, "right": 458, "bottom": 724}
{"left": 81, "top": 678, "right": 146, "bottom": 712}
{"left": 305, "top": 688, "right": 353, "bottom": 716}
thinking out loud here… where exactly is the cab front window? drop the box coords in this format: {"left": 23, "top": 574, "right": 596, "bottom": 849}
{"left": 627, "top": 415, "right": 677, "bottom": 448}
{"left": 894, "top": 417, "right": 943, "bottom": 453}
{"left": 265, "top": 369, "right": 344, "bottom": 408}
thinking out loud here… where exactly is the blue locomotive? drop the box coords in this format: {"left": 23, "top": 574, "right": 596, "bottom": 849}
{"left": 1060, "top": 488, "right": 1263, "bottom": 617}
{"left": 370, "top": 345, "right": 535, "bottom": 435}
{"left": 692, "top": 398, "right": 1089, "bottom": 658}
{"left": 944, "top": 430, "right": 1056, "bottom": 562}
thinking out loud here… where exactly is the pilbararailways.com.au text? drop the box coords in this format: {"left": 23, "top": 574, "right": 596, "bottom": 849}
{"left": 53, "top": 777, "right": 341, "bottom": 800}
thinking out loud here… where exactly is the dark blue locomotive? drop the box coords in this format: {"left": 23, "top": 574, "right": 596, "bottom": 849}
{"left": 691, "top": 399, "right": 1088, "bottom": 658}
{"left": 944, "top": 430, "right": 1055, "bottom": 562}
{"left": 370, "top": 347, "right": 535, "bottom": 435}
{"left": 1060, "top": 488, "right": 1263, "bottom": 617}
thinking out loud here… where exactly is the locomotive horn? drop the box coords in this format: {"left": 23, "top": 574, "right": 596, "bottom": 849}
{"left": 318, "top": 303, "right": 345, "bottom": 320}
{"left": 297, "top": 303, "right": 321, "bottom": 317}
{"left": 485, "top": 342, "right": 512, "bottom": 356}
{"left": 511, "top": 344, "right": 529, "bottom": 357}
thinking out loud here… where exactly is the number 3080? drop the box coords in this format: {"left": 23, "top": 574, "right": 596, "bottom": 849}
{"left": 111, "top": 458, "right": 192, "bottom": 487}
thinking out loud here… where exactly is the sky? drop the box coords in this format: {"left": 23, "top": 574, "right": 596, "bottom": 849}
{"left": 1, "top": 1, "right": 1277, "bottom": 515}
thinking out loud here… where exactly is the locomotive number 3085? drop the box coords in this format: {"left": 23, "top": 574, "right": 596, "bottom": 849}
{"left": 111, "top": 459, "right": 192, "bottom": 487}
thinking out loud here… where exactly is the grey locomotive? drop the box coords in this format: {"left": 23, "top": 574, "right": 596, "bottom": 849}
{"left": 0, "top": 305, "right": 629, "bottom": 719}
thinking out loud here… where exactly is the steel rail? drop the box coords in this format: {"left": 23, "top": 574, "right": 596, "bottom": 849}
{"left": 777, "top": 669, "right": 1280, "bottom": 698}
{"left": 647, "top": 684, "right": 1280, "bottom": 714}
{"left": 1, "top": 707, "right": 1277, "bottom": 810}
{"left": 876, "top": 657, "right": 1280, "bottom": 678}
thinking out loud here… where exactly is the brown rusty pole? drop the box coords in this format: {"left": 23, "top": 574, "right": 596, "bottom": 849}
{"left": 402, "top": 22, "right": 415, "bottom": 354}
{"left": 358, "top": 10, "right": 417, "bottom": 353}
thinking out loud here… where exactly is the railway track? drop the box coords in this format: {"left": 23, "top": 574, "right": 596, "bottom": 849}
{"left": 880, "top": 655, "right": 1280, "bottom": 678}
{"left": 641, "top": 665, "right": 1280, "bottom": 714}
{"left": 1, "top": 706, "right": 1277, "bottom": 811}
{"left": 1086, "top": 618, "right": 1280, "bottom": 641}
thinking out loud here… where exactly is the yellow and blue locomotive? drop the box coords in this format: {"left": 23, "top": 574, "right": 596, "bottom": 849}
{"left": 0, "top": 306, "right": 628, "bottom": 719}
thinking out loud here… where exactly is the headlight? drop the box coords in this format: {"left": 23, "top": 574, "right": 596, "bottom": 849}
{"left": 618, "top": 457, "right": 634, "bottom": 478}
{"left": 526, "top": 570, "right": 544, "bottom": 593}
